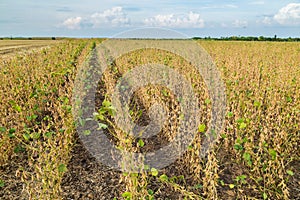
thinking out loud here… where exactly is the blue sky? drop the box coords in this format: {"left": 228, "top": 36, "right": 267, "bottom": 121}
{"left": 0, "top": 0, "right": 299, "bottom": 38}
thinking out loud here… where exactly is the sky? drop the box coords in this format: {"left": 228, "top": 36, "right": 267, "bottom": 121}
{"left": 0, "top": 0, "right": 299, "bottom": 38}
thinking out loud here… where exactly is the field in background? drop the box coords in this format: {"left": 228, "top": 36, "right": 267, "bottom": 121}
{"left": 0, "top": 39, "right": 299, "bottom": 199}
{"left": 0, "top": 40, "right": 62, "bottom": 58}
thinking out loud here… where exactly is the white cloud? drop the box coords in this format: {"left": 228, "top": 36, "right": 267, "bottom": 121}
{"left": 200, "top": 4, "right": 238, "bottom": 9}
{"left": 90, "top": 6, "right": 130, "bottom": 28}
{"left": 249, "top": 1, "right": 265, "bottom": 5}
{"left": 62, "top": 17, "right": 82, "bottom": 30}
{"left": 232, "top": 20, "right": 248, "bottom": 28}
{"left": 225, "top": 4, "right": 238, "bottom": 8}
{"left": 261, "top": 16, "right": 272, "bottom": 25}
{"left": 274, "top": 3, "right": 300, "bottom": 25}
{"left": 144, "top": 12, "right": 204, "bottom": 28}
{"left": 62, "top": 7, "right": 130, "bottom": 29}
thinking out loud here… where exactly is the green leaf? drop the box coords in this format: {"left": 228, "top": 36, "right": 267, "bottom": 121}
{"left": 107, "top": 106, "right": 116, "bottom": 116}
{"left": 102, "top": 100, "right": 112, "bottom": 107}
{"left": 194, "top": 184, "right": 203, "bottom": 189}
{"left": 263, "top": 192, "right": 268, "bottom": 200}
{"left": 229, "top": 184, "right": 235, "bottom": 189}
{"left": 31, "top": 132, "right": 40, "bottom": 140}
{"left": 143, "top": 165, "right": 150, "bottom": 170}
{"left": 198, "top": 124, "right": 206, "bottom": 133}
{"left": 97, "top": 123, "right": 108, "bottom": 130}
{"left": 0, "top": 127, "right": 6, "bottom": 132}
{"left": 122, "top": 172, "right": 129, "bottom": 176}
{"left": 23, "top": 133, "right": 30, "bottom": 141}
{"left": 227, "top": 112, "right": 233, "bottom": 117}
{"left": 98, "top": 114, "right": 105, "bottom": 121}
{"left": 125, "top": 138, "right": 132, "bottom": 145}
{"left": 26, "top": 114, "right": 38, "bottom": 121}
{"left": 242, "top": 137, "right": 248, "bottom": 143}
{"left": 179, "top": 113, "right": 184, "bottom": 120}
{"left": 64, "top": 105, "right": 72, "bottom": 113}
{"left": 236, "top": 118, "right": 244, "bottom": 123}
{"left": 138, "top": 139, "right": 144, "bottom": 147}
{"left": 243, "top": 152, "right": 250, "bottom": 160}
{"left": 287, "top": 170, "right": 294, "bottom": 176}
{"left": 83, "top": 130, "right": 91, "bottom": 135}
{"left": 254, "top": 101, "right": 261, "bottom": 107}
{"left": 45, "top": 131, "right": 55, "bottom": 138}
{"left": 8, "top": 132, "right": 15, "bottom": 138}
{"left": 58, "top": 164, "right": 67, "bottom": 173}
{"left": 239, "top": 122, "right": 247, "bottom": 129}
{"left": 148, "top": 189, "right": 154, "bottom": 195}
{"left": 8, "top": 100, "right": 22, "bottom": 112}
{"left": 122, "top": 192, "right": 132, "bottom": 199}
{"left": 235, "top": 175, "right": 247, "bottom": 183}
{"left": 241, "top": 175, "right": 247, "bottom": 180}
{"left": 9, "top": 128, "right": 16, "bottom": 134}
{"left": 14, "top": 105, "right": 22, "bottom": 112}
{"left": 268, "top": 149, "right": 277, "bottom": 160}
{"left": 161, "top": 89, "right": 168, "bottom": 97}
{"left": 205, "top": 99, "right": 211, "bottom": 104}
{"left": 14, "top": 145, "right": 25, "bottom": 153}
{"left": 234, "top": 144, "right": 243, "bottom": 151}
{"left": 0, "top": 179, "right": 4, "bottom": 187}
{"left": 94, "top": 112, "right": 105, "bottom": 120}
{"left": 220, "top": 180, "right": 225, "bottom": 186}
{"left": 286, "top": 96, "right": 292, "bottom": 103}
{"left": 151, "top": 168, "right": 159, "bottom": 177}
{"left": 159, "top": 174, "right": 169, "bottom": 182}
{"left": 130, "top": 173, "right": 138, "bottom": 178}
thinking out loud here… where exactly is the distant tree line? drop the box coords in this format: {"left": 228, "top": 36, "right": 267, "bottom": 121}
{"left": 193, "top": 35, "right": 300, "bottom": 42}
{"left": 0, "top": 37, "right": 59, "bottom": 40}
{"left": 1, "top": 36, "right": 299, "bottom": 42}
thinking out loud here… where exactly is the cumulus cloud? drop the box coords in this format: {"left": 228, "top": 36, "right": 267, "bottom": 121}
{"left": 62, "top": 17, "right": 82, "bottom": 30}
{"left": 232, "top": 20, "right": 248, "bottom": 28}
{"left": 90, "top": 6, "right": 130, "bottom": 28}
{"left": 274, "top": 3, "right": 300, "bottom": 25}
{"left": 61, "top": 7, "right": 130, "bottom": 29}
{"left": 144, "top": 12, "right": 205, "bottom": 28}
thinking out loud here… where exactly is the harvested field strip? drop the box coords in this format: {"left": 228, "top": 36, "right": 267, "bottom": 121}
{"left": 0, "top": 45, "right": 51, "bottom": 55}
{"left": 0, "top": 40, "right": 61, "bottom": 56}
{"left": 0, "top": 40, "right": 59, "bottom": 47}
